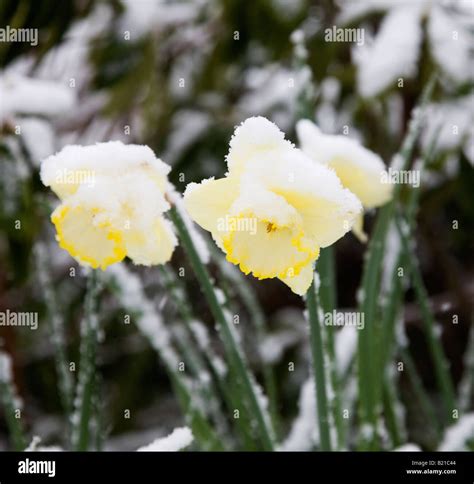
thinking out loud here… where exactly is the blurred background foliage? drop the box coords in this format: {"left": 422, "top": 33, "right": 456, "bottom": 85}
{"left": 0, "top": 0, "right": 473, "bottom": 450}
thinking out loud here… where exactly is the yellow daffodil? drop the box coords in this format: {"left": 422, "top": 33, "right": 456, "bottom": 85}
{"left": 41, "top": 142, "right": 177, "bottom": 269}
{"left": 184, "top": 117, "right": 362, "bottom": 295}
{"left": 296, "top": 119, "right": 393, "bottom": 242}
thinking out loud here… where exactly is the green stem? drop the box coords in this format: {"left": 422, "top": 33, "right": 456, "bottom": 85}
{"left": 395, "top": 216, "right": 457, "bottom": 423}
{"left": 72, "top": 270, "right": 100, "bottom": 451}
{"left": 170, "top": 373, "right": 225, "bottom": 451}
{"left": 357, "top": 77, "right": 436, "bottom": 448}
{"left": 379, "top": 127, "right": 443, "bottom": 447}
{"left": 358, "top": 203, "right": 393, "bottom": 448}
{"left": 400, "top": 346, "right": 441, "bottom": 440}
{"left": 0, "top": 352, "right": 27, "bottom": 450}
{"left": 382, "top": 378, "right": 402, "bottom": 448}
{"left": 212, "top": 251, "right": 281, "bottom": 438}
{"left": 159, "top": 266, "right": 232, "bottom": 441}
{"left": 107, "top": 265, "right": 224, "bottom": 450}
{"left": 35, "top": 243, "right": 74, "bottom": 419}
{"left": 169, "top": 206, "right": 274, "bottom": 450}
{"left": 306, "top": 277, "right": 332, "bottom": 451}
{"left": 318, "top": 247, "right": 345, "bottom": 449}
{"left": 459, "top": 325, "right": 474, "bottom": 412}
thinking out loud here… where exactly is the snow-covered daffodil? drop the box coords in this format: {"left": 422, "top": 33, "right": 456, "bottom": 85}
{"left": 296, "top": 119, "right": 392, "bottom": 242}
{"left": 41, "top": 141, "right": 177, "bottom": 269}
{"left": 184, "top": 117, "right": 362, "bottom": 295}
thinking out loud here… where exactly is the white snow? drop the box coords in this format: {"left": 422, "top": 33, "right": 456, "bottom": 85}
{"left": 297, "top": 119, "right": 388, "bottom": 178}
{"left": 25, "top": 436, "right": 63, "bottom": 452}
{"left": 0, "top": 351, "right": 12, "bottom": 383}
{"left": 428, "top": 6, "right": 473, "bottom": 84}
{"left": 381, "top": 221, "right": 402, "bottom": 294}
{"left": 41, "top": 141, "right": 170, "bottom": 189}
{"left": 188, "top": 321, "right": 227, "bottom": 376}
{"left": 335, "top": 325, "right": 358, "bottom": 374}
{"left": 422, "top": 96, "right": 473, "bottom": 155}
{"left": 163, "top": 110, "right": 211, "bottom": 163}
{"left": 19, "top": 118, "right": 55, "bottom": 165}
{"left": 108, "top": 264, "right": 179, "bottom": 368}
{"left": 439, "top": 413, "right": 474, "bottom": 451}
{"left": 279, "top": 378, "right": 317, "bottom": 450}
{"left": 395, "top": 443, "right": 421, "bottom": 451}
{"left": 40, "top": 142, "right": 178, "bottom": 265}
{"left": 0, "top": 73, "right": 75, "bottom": 121}
{"left": 189, "top": 320, "right": 210, "bottom": 350}
{"left": 336, "top": 0, "right": 424, "bottom": 25}
{"left": 30, "top": 4, "right": 113, "bottom": 89}
{"left": 236, "top": 136, "right": 363, "bottom": 217}
{"left": 297, "top": 119, "right": 392, "bottom": 209}
{"left": 260, "top": 329, "right": 302, "bottom": 364}
{"left": 137, "top": 426, "right": 193, "bottom": 451}
{"left": 350, "top": 1, "right": 471, "bottom": 95}
{"left": 353, "top": 6, "right": 423, "bottom": 98}
{"left": 120, "top": 0, "right": 203, "bottom": 35}
{"left": 238, "top": 66, "right": 311, "bottom": 127}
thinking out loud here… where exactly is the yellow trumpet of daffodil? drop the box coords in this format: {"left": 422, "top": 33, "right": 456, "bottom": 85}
{"left": 296, "top": 119, "right": 393, "bottom": 242}
{"left": 40, "top": 141, "right": 177, "bottom": 270}
{"left": 183, "top": 117, "right": 362, "bottom": 295}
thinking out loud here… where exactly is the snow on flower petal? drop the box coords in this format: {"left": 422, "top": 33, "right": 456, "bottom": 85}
{"left": 41, "top": 142, "right": 177, "bottom": 269}
{"left": 41, "top": 141, "right": 169, "bottom": 200}
{"left": 226, "top": 116, "right": 293, "bottom": 175}
{"left": 184, "top": 117, "right": 362, "bottom": 295}
{"left": 239, "top": 146, "right": 363, "bottom": 248}
{"left": 297, "top": 119, "right": 392, "bottom": 241}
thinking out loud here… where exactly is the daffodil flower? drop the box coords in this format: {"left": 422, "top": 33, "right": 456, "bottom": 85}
{"left": 184, "top": 117, "right": 362, "bottom": 295}
{"left": 296, "top": 119, "right": 393, "bottom": 242}
{"left": 41, "top": 141, "right": 177, "bottom": 269}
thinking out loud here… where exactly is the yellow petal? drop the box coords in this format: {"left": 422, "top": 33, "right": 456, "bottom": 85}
{"left": 328, "top": 157, "right": 392, "bottom": 208}
{"left": 352, "top": 213, "right": 368, "bottom": 243}
{"left": 297, "top": 119, "right": 392, "bottom": 209}
{"left": 51, "top": 204, "right": 126, "bottom": 270}
{"left": 124, "top": 217, "right": 176, "bottom": 266}
{"left": 238, "top": 149, "right": 362, "bottom": 249}
{"left": 48, "top": 170, "right": 96, "bottom": 200}
{"left": 278, "top": 261, "right": 316, "bottom": 296}
{"left": 222, "top": 217, "right": 318, "bottom": 280}
{"left": 273, "top": 188, "right": 360, "bottom": 248}
{"left": 183, "top": 176, "right": 239, "bottom": 241}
